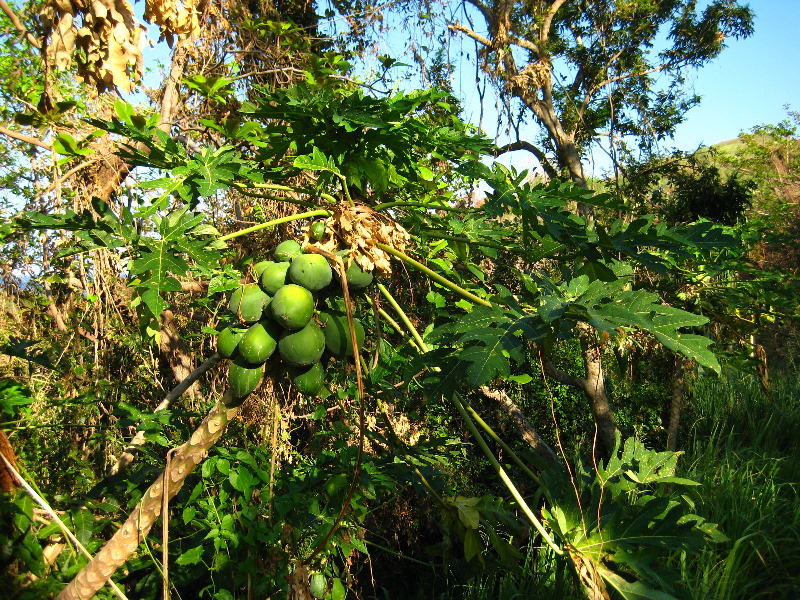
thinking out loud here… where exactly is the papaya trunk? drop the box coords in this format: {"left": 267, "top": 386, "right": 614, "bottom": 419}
{"left": 56, "top": 397, "right": 239, "bottom": 600}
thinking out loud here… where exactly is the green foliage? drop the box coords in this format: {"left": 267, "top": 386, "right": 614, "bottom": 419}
{"left": 0, "top": 378, "right": 33, "bottom": 422}
{"left": 4, "top": 57, "right": 792, "bottom": 600}
{"left": 13, "top": 198, "right": 221, "bottom": 337}
{"left": 678, "top": 373, "right": 800, "bottom": 600}
{"left": 540, "top": 436, "right": 724, "bottom": 599}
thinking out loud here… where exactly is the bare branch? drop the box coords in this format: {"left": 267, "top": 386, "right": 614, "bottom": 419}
{"left": 540, "top": 351, "right": 588, "bottom": 394}
{"left": 539, "top": 0, "right": 569, "bottom": 52}
{"left": 478, "top": 386, "right": 561, "bottom": 467}
{"left": 490, "top": 140, "right": 558, "bottom": 179}
{"left": 110, "top": 353, "right": 223, "bottom": 475}
{"left": 0, "top": 0, "right": 41, "bottom": 48}
{"left": 0, "top": 124, "right": 52, "bottom": 150}
{"left": 462, "top": 0, "right": 492, "bottom": 25}
{"left": 448, "top": 22, "right": 493, "bottom": 48}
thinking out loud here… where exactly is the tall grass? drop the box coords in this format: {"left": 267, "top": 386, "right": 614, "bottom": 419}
{"left": 679, "top": 372, "right": 800, "bottom": 599}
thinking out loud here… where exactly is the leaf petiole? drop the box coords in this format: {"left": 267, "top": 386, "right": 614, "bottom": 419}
{"left": 218, "top": 209, "right": 331, "bottom": 242}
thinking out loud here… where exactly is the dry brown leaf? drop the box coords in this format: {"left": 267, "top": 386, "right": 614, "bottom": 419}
{"left": 144, "top": 0, "right": 199, "bottom": 47}
{"left": 48, "top": 13, "right": 76, "bottom": 69}
{"left": 309, "top": 203, "right": 410, "bottom": 276}
{"left": 40, "top": 0, "right": 145, "bottom": 94}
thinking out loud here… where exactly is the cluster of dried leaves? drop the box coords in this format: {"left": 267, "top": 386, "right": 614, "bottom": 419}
{"left": 41, "top": 0, "right": 143, "bottom": 93}
{"left": 313, "top": 203, "right": 411, "bottom": 276}
{"left": 40, "top": 0, "right": 201, "bottom": 94}
{"left": 144, "top": 0, "right": 199, "bottom": 47}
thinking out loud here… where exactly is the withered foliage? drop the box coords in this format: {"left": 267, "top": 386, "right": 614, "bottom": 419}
{"left": 40, "top": 0, "right": 144, "bottom": 93}
{"left": 39, "top": 0, "right": 203, "bottom": 94}
{"left": 313, "top": 203, "right": 411, "bottom": 276}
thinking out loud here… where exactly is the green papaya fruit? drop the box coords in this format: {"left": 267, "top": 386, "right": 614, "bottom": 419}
{"left": 289, "top": 254, "right": 333, "bottom": 291}
{"left": 310, "top": 221, "right": 326, "bottom": 241}
{"left": 260, "top": 261, "right": 291, "bottom": 295}
{"left": 217, "top": 325, "right": 247, "bottom": 358}
{"left": 324, "top": 473, "right": 348, "bottom": 498}
{"left": 238, "top": 320, "right": 280, "bottom": 365}
{"left": 309, "top": 573, "right": 326, "bottom": 599}
{"left": 226, "top": 361, "right": 264, "bottom": 405}
{"left": 318, "top": 311, "right": 365, "bottom": 357}
{"left": 229, "top": 283, "right": 270, "bottom": 323}
{"left": 270, "top": 284, "right": 315, "bottom": 330}
{"left": 278, "top": 322, "right": 325, "bottom": 366}
{"left": 253, "top": 259, "right": 273, "bottom": 279}
{"left": 274, "top": 239, "right": 303, "bottom": 262}
{"left": 344, "top": 260, "right": 374, "bottom": 291}
{"left": 292, "top": 361, "right": 325, "bottom": 396}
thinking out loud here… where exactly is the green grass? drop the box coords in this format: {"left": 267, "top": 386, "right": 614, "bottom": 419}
{"left": 678, "top": 372, "right": 800, "bottom": 599}
{"left": 377, "top": 371, "right": 800, "bottom": 600}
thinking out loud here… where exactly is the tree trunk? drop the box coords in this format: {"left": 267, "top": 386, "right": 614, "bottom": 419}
{"left": 56, "top": 397, "right": 239, "bottom": 600}
{"left": 579, "top": 328, "right": 618, "bottom": 459}
{"left": 540, "top": 333, "right": 619, "bottom": 461}
{"left": 478, "top": 386, "right": 562, "bottom": 468}
{"left": 159, "top": 310, "right": 200, "bottom": 402}
{"left": 0, "top": 429, "right": 19, "bottom": 493}
{"left": 666, "top": 356, "right": 687, "bottom": 452}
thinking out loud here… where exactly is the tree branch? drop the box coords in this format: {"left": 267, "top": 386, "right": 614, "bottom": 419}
{"left": 0, "top": 0, "right": 41, "bottom": 48}
{"left": 57, "top": 397, "right": 241, "bottom": 600}
{"left": 490, "top": 140, "right": 558, "bottom": 179}
{"left": 448, "top": 22, "right": 493, "bottom": 48}
{"left": 539, "top": 0, "right": 569, "bottom": 52}
{"left": 109, "top": 353, "right": 223, "bottom": 475}
{"left": 0, "top": 124, "right": 52, "bottom": 150}
{"left": 540, "top": 351, "right": 588, "bottom": 394}
{"left": 462, "top": 0, "right": 492, "bottom": 25}
{"left": 478, "top": 386, "right": 561, "bottom": 467}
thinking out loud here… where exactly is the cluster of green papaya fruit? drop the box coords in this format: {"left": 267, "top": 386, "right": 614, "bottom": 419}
{"left": 218, "top": 235, "right": 373, "bottom": 407}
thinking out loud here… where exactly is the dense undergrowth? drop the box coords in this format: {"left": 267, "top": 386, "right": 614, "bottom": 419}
{"left": 440, "top": 371, "right": 800, "bottom": 600}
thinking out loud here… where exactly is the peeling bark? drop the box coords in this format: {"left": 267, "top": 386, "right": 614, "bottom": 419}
{"left": 56, "top": 397, "right": 240, "bottom": 600}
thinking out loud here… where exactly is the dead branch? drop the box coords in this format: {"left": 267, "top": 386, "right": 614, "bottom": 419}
{"left": 110, "top": 353, "right": 222, "bottom": 475}
{"left": 477, "top": 386, "right": 561, "bottom": 467}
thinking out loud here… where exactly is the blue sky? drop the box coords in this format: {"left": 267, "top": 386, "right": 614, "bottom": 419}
{"left": 670, "top": 0, "right": 799, "bottom": 149}
{"left": 387, "top": 0, "right": 799, "bottom": 176}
